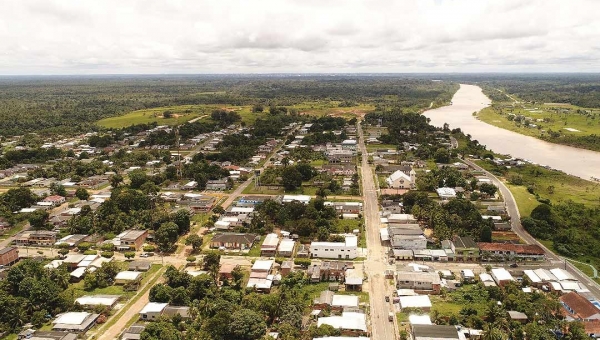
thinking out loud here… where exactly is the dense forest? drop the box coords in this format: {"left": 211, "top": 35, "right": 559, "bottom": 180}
{"left": 0, "top": 75, "right": 457, "bottom": 136}
{"left": 475, "top": 74, "right": 600, "bottom": 108}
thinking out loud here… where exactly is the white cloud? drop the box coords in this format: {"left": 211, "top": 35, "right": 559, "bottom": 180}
{"left": 0, "top": 0, "right": 599, "bottom": 74}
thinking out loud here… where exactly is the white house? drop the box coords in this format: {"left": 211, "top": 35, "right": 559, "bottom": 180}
{"left": 310, "top": 235, "right": 358, "bottom": 260}
{"left": 386, "top": 170, "right": 415, "bottom": 190}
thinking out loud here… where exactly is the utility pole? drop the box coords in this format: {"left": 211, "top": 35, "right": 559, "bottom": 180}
{"left": 175, "top": 125, "right": 182, "bottom": 180}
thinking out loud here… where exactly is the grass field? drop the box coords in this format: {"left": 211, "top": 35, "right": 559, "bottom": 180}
{"left": 478, "top": 102, "right": 600, "bottom": 138}
{"left": 97, "top": 104, "right": 268, "bottom": 129}
{"left": 476, "top": 160, "right": 600, "bottom": 215}
{"left": 292, "top": 101, "right": 375, "bottom": 118}
{"left": 97, "top": 100, "right": 373, "bottom": 129}
{"left": 366, "top": 143, "right": 398, "bottom": 152}
{"left": 242, "top": 183, "right": 320, "bottom": 195}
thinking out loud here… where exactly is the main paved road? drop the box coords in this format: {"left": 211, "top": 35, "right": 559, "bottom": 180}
{"left": 358, "top": 122, "right": 397, "bottom": 340}
{"left": 463, "top": 158, "right": 600, "bottom": 298}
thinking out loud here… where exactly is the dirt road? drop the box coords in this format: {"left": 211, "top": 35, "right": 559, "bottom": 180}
{"left": 358, "top": 122, "right": 397, "bottom": 340}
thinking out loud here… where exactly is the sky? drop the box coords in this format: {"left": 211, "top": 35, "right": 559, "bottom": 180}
{"left": 1, "top": 0, "right": 599, "bottom": 75}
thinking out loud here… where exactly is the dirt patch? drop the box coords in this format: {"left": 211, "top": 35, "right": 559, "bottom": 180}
{"left": 380, "top": 188, "right": 409, "bottom": 195}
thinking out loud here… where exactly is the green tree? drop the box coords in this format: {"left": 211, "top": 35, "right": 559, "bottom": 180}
{"left": 202, "top": 251, "right": 221, "bottom": 280}
{"left": 2, "top": 187, "right": 38, "bottom": 211}
{"left": 110, "top": 174, "right": 124, "bottom": 188}
{"left": 229, "top": 309, "right": 267, "bottom": 340}
{"left": 480, "top": 225, "right": 492, "bottom": 242}
{"left": 140, "top": 320, "right": 182, "bottom": 340}
{"left": 129, "top": 169, "right": 149, "bottom": 189}
{"left": 155, "top": 222, "right": 179, "bottom": 252}
{"left": 124, "top": 252, "right": 136, "bottom": 259}
{"left": 28, "top": 210, "right": 50, "bottom": 230}
{"left": 50, "top": 182, "right": 67, "bottom": 197}
{"left": 171, "top": 209, "right": 191, "bottom": 234}
{"left": 480, "top": 183, "right": 498, "bottom": 196}
{"left": 75, "top": 188, "right": 90, "bottom": 200}
{"left": 281, "top": 166, "right": 302, "bottom": 191}
{"left": 185, "top": 234, "right": 203, "bottom": 253}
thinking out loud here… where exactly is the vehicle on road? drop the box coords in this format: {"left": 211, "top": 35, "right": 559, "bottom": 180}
{"left": 388, "top": 312, "right": 394, "bottom": 321}
{"left": 385, "top": 295, "right": 390, "bottom": 302}
{"left": 510, "top": 263, "right": 519, "bottom": 268}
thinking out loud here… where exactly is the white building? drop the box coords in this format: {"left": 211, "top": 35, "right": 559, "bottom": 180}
{"left": 318, "top": 311, "right": 367, "bottom": 332}
{"left": 310, "top": 235, "right": 358, "bottom": 260}
{"left": 277, "top": 238, "right": 296, "bottom": 257}
{"left": 386, "top": 170, "right": 415, "bottom": 189}
{"left": 436, "top": 187, "right": 457, "bottom": 200}
{"left": 399, "top": 295, "right": 432, "bottom": 310}
{"left": 491, "top": 268, "right": 515, "bottom": 286}
{"left": 282, "top": 195, "right": 311, "bottom": 204}
{"left": 140, "top": 302, "right": 168, "bottom": 320}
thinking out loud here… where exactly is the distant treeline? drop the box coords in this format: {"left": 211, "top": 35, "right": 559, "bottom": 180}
{"left": 0, "top": 76, "right": 458, "bottom": 136}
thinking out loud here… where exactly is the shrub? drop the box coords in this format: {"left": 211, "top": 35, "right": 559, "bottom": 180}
{"left": 101, "top": 251, "right": 114, "bottom": 258}
{"left": 143, "top": 245, "right": 156, "bottom": 252}
{"left": 84, "top": 250, "right": 97, "bottom": 255}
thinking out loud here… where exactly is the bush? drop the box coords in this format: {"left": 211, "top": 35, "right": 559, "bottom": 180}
{"left": 294, "top": 258, "right": 312, "bottom": 268}
{"left": 84, "top": 250, "right": 97, "bottom": 255}
{"left": 124, "top": 252, "right": 136, "bottom": 259}
{"left": 186, "top": 256, "right": 197, "bottom": 263}
{"left": 143, "top": 245, "right": 156, "bottom": 252}
{"left": 101, "top": 243, "right": 115, "bottom": 251}
{"left": 274, "top": 257, "right": 285, "bottom": 264}
{"left": 101, "top": 251, "right": 114, "bottom": 258}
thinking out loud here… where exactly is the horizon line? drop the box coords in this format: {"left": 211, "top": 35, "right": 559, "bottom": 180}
{"left": 1, "top": 71, "right": 600, "bottom": 77}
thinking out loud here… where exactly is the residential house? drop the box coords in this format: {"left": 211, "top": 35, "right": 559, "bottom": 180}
{"left": 317, "top": 312, "right": 367, "bottom": 334}
{"left": 277, "top": 238, "right": 296, "bottom": 257}
{"left": 114, "top": 271, "right": 143, "bottom": 286}
{"left": 121, "top": 324, "right": 146, "bottom": 340}
{"left": 386, "top": 214, "right": 417, "bottom": 224}
{"left": 15, "top": 230, "right": 57, "bottom": 246}
{"left": 52, "top": 312, "right": 100, "bottom": 333}
{"left": 210, "top": 233, "right": 258, "bottom": 250}
{"left": 560, "top": 292, "right": 600, "bottom": 321}
{"left": 325, "top": 201, "right": 363, "bottom": 215}
{"left": 206, "top": 178, "right": 229, "bottom": 191}
{"left": 261, "top": 234, "right": 280, "bottom": 256}
{"left": 451, "top": 236, "right": 480, "bottom": 262}
{"left": 120, "top": 230, "right": 149, "bottom": 250}
{"left": 395, "top": 271, "right": 442, "bottom": 294}
{"left": 321, "top": 164, "right": 356, "bottom": 176}
{"left": 179, "top": 194, "right": 216, "bottom": 212}
{"left": 412, "top": 325, "right": 460, "bottom": 340}
{"left": 345, "top": 268, "right": 363, "bottom": 291}
{"left": 43, "top": 195, "right": 66, "bottom": 206}
{"left": 478, "top": 243, "right": 545, "bottom": 262}
{"left": 0, "top": 247, "right": 19, "bottom": 266}
{"left": 326, "top": 150, "right": 354, "bottom": 164}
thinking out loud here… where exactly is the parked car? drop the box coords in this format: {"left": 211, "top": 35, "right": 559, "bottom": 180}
{"left": 385, "top": 296, "right": 390, "bottom": 302}
{"left": 510, "top": 263, "right": 519, "bottom": 268}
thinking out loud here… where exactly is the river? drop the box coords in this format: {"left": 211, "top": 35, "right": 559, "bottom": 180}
{"left": 424, "top": 84, "right": 600, "bottom": 180}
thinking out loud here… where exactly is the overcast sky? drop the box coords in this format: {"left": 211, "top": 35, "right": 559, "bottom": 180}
{"left": 1, "top": 0, "right": 599, "bottom": 75}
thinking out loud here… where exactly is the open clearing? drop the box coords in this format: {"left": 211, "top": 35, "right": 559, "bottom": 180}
{"left": 97, "top": 101, "right": 375, "bottom": 129}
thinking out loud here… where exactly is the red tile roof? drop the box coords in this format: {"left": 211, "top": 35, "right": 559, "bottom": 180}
{"left": 477, "top": 242, "right": 545, "bottom": 255}
{"left": 560, "top": 292, "right": 600, "bottom": 320}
